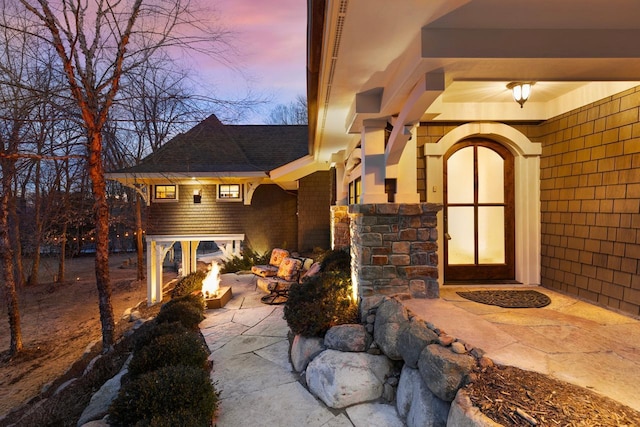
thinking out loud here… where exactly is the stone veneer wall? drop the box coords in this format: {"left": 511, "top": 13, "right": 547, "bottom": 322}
{"left": 330, "top": 205, "right": 350, "bottom": 250}
{"left": 349, "top": 203, "right": 441, "bottom": 299}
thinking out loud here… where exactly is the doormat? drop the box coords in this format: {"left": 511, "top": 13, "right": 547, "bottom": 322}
{"left": 456, "top": 290, "right": 551, "bottom": 308}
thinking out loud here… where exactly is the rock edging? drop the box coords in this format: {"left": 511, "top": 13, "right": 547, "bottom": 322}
{"left": 290, "top": 295, "right": 500, "bottom": 427}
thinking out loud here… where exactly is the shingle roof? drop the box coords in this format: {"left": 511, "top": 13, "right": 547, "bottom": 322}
{"left": 114, "top": 115, "right": 308, "bottom": 174}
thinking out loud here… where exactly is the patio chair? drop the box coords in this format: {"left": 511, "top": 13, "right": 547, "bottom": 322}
{"left": 257, "top": 257, "right": 320, "bottom": 304}
{"left": 251, "top": 248, "right": 289, "bottom": 278}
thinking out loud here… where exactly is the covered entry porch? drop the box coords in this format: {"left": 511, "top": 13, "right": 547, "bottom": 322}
{"left": 145, "top": 233, "right": 244, "bottom": 304}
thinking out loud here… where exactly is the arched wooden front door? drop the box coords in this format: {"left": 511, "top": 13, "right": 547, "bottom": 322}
{"left": 443, "top": 138, "right": 515, "bottom": 282}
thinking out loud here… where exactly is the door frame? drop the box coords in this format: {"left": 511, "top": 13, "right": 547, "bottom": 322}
{"left": 424, "top": 122, "right": 542, "bottom": 286}
{"left": 443, "top": 138, "right": 516, "bottom": 282}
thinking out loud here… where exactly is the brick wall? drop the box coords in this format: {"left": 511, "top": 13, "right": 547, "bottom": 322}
{"left": 349, "top": 203, "right": 441, "bottom": 299}
{"left": 297, "top": 171, "right": 331, "bottom": 252}
{"left": 537, "top": 87, "right": 640, "bottom": 316}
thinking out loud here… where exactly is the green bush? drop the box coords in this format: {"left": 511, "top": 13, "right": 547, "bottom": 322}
{"left": 319, "top": 248, "right": 351, "bottom": 273}
{"left": 132, "top": 321, "right": 190, "bottom": 353}
{"left": 284, "top": 270, "right": 358, "bottom": 337}
{"left": 170, "top": 270, "right": 206, "bottom": 298}
{"left": 220, "top": 247, "right": 270, "bottom": 273}
{"left": 109, "top": 365, "right": 218, "bottom": 427}
{"left": 155, "top": 295, "right": 205, "bottom": 330}
{"left": 128, "top": 331, "right": 209, "bottom": 378}
{"left": 135, "top": 410, "right": 213, "bottom": 427}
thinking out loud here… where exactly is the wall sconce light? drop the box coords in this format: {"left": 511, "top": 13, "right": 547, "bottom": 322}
{"left": 193, "top": 189, "right": 202, "bottom": 204}
{"left": 507, "top": 82, "right": 533, "bottom": 108}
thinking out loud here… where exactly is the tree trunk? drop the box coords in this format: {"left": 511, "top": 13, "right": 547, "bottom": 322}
{"left": 57, "top": 223, "right": 67, "bottom": 283}
{"left": 8, "top": 191, "right": 24, "bottom": 287}
{"left": 1, "top": 166, "right": 23, "bottom": 355}
{"left": 87, "top": 129, "right": 115, "bottom": 350}
{"left": 28, "top": 160, "right": 43, "bottom": 286}
{"left": 135, "top": 193, "right": 145, "bottom": 281}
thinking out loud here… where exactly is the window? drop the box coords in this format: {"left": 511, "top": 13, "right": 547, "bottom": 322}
{"left": 154, "top": 185, "right": 177, "bottom": 201}
{"left": 218, "top": 184, "right": 241, "bottom": 201}
{"left": 348, "top": 177, "right": 361, "bottom": 204}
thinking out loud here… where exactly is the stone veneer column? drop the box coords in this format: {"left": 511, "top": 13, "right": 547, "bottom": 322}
{"left": 330, "top": 205, "right": 350, "bottom": 250}
{"left": 349, "top": 203, "right": 442, "bottom": 299}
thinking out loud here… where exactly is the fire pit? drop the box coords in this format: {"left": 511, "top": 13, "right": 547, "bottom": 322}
{"left": 201, "top": 262, "right": 232, "bottom": 309}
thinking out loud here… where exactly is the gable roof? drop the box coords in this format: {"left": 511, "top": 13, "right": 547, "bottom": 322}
{"left": 113, "top": 114, "right": 309, "bottom": 175}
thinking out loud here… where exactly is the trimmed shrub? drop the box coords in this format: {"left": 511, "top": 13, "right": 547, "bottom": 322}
{"left": 132, "top": 320, "right": 190, "bottom": 353}
{"left": 284, "top": 270, "right": 358, "bottom": 337}
{"left": 109, "top": 365, "right": 218, "bottom": 427}
{"left": 319, "top": 248, "right": 351, "bottom": 273}
{"left": 221, "top": 247, "right": 270, "bottom": 273}
{"left": 156, "top": 295, "right": 205, "bottom": 330}
{"left": 128, "top": 330, "right": 209, "bottom": 378}
{"left": 170, "top": 270, "right": 206, "bottom": 298}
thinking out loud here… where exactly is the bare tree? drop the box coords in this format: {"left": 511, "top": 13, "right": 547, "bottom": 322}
{"left": 109, "top": 58, "right": 202, "bottom": 280}
{"left": 8, "top": 0, "right": 232, "bottom": 350}
{"left": 267, "top": 94, "right": 308, "bottom": 125}
{"left": 0, "top": 4, "right": 47, "bottom": 354}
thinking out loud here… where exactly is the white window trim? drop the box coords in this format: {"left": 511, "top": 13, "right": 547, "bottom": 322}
{"left": 217, "top": 184, "right": 243, "bottom": 202}
{"left": 153, "top": 184, "right": 179, "bottom": 203}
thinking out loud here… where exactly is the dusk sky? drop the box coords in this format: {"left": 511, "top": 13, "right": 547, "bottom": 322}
{"left": 194, "top": 0, "right": 307, "bottom": 124}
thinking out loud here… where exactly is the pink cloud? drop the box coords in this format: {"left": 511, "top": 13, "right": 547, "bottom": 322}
{"left": 193, "top": 0, "right": 307, "bottom": 121}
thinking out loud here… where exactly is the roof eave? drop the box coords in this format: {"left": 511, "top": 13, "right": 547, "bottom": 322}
{"left": 106, "top": 171, "right": 269, "bottom": 186}
{"left": 307, "top": 0, "right": 326, "bottom": 160}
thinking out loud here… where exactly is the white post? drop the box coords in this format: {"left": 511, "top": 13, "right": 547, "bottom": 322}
{"left": 190, "top": 240, "right": 199, "bottom": 273}
{"left": 395, "top": 125, "right": 420, "bottom": 203}
{"left": 180, "top": 241, "right": 190, "bottom": 276}
{"left": 147, "top": 240, "right": 156, "bottom": 305}
{"left": 334, "top": 161, "right": 348, "bottom": 205}
{"left": 154, "top": 243, "right": 166, "bottom": 303}
{"left": 360, "top": 119, "right": 388, "bottom": 204}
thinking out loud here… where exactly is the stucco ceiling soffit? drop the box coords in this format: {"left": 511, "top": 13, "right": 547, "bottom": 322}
{"left": 421, "top": 28, "right": 640, "bottom": 59}
{"left": 269, "top": 155, "right": 329, "bottom": 190}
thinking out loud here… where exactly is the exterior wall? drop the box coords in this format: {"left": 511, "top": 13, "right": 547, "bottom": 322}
{"left": 349, "top": 203, "right": 441, "bottom": 299}
{"left": 147, "top": 183, "right": 298, "bottom": 254}
{"left": 297, "top": 171, "right": 331, "bottom": 252}
{"left": 415, "top": 88, "right": 640, "bottom": 317}
{"left": 537, "top": 87, "right": 640, "bottom": 317}
{"left": 415, "top": 124, "right": 459, "bottom": 202}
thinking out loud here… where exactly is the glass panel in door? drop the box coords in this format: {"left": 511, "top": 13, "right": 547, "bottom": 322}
{"left": 444, "top": 139, "right": 515, "bottom": 282}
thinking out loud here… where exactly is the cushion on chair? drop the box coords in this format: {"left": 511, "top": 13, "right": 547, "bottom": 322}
{"left": 276, "top": 257, "right": 303, "bottom": 281}
{"left": 251, "top": 248, "right": 290, "bottom": 277}
{"left": 251, "top": 265, "right": 278, "bottom": 277}
{"left": 300, "top": 262, "right": 321, "bottom": 282}
{"left": 269, "top": 248, "right": 290, "bottom": 267}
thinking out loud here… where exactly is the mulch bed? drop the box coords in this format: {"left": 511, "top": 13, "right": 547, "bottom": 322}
{"left": 457, "top": 290, "right": 551, "bottom": 308}
{"left": 466, "top": 365, "right": 640, "bottom": 426}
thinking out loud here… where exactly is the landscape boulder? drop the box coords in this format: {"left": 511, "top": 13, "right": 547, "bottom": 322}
{"left": 77, "top": 356, "right": 131, "bottom": 426}
{"left": 373, "top": 298, "right": 409, "bottom": 360}
{"left": 290, "top": 335, "right": 325, "bottom": 372}
{"left": 447, "top": 389, "right": 503, "bottom": 427}
{"left": 324, "top": 324, "right": 368, "bottom": 352}
{"left": 306, "top": 349, "right": 393, "bottom": 408}
{"left": 397, "top": 318, "right": 438, "bottom": 368}
{"left": 418, "top": 344, "right": 476, "bottom": 402}
{"left": 396, "top": 365, "right": 450, "bottom": 427}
